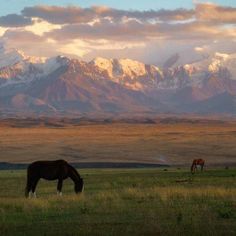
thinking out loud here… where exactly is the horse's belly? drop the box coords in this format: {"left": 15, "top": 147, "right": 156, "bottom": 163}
{"left": 39, "top": 171, "right": 60, "bottom": 180}
{"left": 41, "top": 176, "right": 58, "bottom": 180}
{"left": 40, "top": 172, "right": 67, "bottom": 180}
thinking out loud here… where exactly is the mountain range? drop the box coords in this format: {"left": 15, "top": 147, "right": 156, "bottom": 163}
{"left": 0, "top": 43, "right": 236, "bottom": 116}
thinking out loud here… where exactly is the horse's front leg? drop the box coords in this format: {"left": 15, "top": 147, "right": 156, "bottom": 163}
{"left": 25, "top": 182, "right": 32, "bottom": 198}
{"left": 31, "top": 178, "right": 40, "bottom": 198}
{"left": 57, "top": 179, "right": 63, "bottom": 196}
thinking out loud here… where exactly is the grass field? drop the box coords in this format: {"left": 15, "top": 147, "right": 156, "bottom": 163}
{"left": 0, "top": 168, "right": 235, "bottom": 236}
{"left": 1, "top": 123, "right": 236, "bottom": 165}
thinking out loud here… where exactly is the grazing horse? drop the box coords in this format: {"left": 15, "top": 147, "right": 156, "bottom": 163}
{"left": 25, "top": 159, "right": 84, "bottom": 198}
{"left": 191, "top": 159, "right": 205, "bottom": 173}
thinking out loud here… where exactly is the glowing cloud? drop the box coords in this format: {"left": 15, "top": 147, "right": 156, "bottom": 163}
{"left": 0, "top": 3, "right": 235, "bottom": 64}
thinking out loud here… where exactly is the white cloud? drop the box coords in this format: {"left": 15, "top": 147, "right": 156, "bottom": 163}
{"left": 0, "top": 27, "right": 7, "bottom": 36}
{"left": 25, "top": 18, "right": 62, "bottom": 36}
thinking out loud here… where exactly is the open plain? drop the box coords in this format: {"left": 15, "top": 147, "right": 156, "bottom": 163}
{"left": 0, "top": 119, "right": 236, "bottom": 166}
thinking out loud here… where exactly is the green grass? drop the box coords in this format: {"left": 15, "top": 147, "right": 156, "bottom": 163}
{"left": 0, "top": 168, "right": 236, "bottom": 236}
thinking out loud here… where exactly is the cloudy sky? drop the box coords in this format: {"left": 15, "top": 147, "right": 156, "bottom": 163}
{"left": 0, "top": 0, "right": 236, "bottom": 65}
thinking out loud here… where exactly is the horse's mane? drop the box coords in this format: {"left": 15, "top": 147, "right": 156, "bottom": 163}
{"left": 191, "top": 160, "right": 196, "bottom": 172}
{"left": 68, "top": 164, "right": 81, "bottom": 181}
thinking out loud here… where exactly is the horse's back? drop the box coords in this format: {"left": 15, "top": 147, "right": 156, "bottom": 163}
{"left": 28, "top": 159, "right": 68, "bottom": 169}
{"left": 193, "top": 158, "right": 205, "bottom": 164}
{"left": 197, "top": 159, "right": 205, "bottom": 164}
{"left": 27, "top": 159, "right": 69, "bottom": 180}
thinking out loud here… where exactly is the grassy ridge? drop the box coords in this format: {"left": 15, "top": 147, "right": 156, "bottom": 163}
{"left": 0, "top": 168, "right": 236, "bottom": 236}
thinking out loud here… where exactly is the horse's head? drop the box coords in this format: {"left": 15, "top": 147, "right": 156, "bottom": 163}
{"left": 191, "top": 159, "right": 197, "bottom": 174}
{"left": 75, "top": 178, "right": 84, "bottom": 193}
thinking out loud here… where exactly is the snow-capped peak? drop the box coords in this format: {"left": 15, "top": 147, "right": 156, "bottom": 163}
{"left": 91, "top": 57, "right": 114, "bottom": 77}
{"left": 182, "top": 51, "right": 234, "bottom": 73}
{"left": 214, "top": 52, "right": 229, "bottom": 60}
{"left": 91, "top": 57, "right": 161, "bottom": 79}
{"left": 34, "top": 55, "right": 70, "bottom": 76}
{"left": 118, "top": 58, "right": 146, "bottom": 78}
{"left": 0, "top": 43, "right": 49, "bottom": 70}
{"left": 0, "top": 44, "right": 25, "bottom": 69}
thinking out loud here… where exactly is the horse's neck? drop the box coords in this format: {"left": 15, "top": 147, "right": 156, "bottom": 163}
{"left": 191, "top": 161, "right": 196, "bottom": 171}
{"left": 68, "top": 165, "right": 81, "bottom": 182}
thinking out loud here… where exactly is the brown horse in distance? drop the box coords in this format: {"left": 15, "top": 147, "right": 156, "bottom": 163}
{"left": 191, "top": 159, "right": 205, "bottom": 173}
{"left": 25, "top": 160, "right": 84, "bottom": 198}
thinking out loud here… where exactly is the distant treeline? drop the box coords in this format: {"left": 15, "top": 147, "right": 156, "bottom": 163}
{"left": 0, "top": 116, "right": 228, "bottom": 128}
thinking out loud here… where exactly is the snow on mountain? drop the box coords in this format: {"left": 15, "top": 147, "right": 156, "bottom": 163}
{"left": 215, "top": 53, "right": 236, "bottom": 80}
{"left": 91, "top": 57, "right": 114, "bottom": 77}
{"left": 184, "top": 52, "right": 236, "bottom": 76}
{"left": 91, "top": 57, "right": 163, "bottom": 91}
{"left": 0, "top": 43, "right": 70, "bottom": 83}
{"left": 90, "top": 52, "right": 236, "bottom": 93}
{"left": 0, "top": 44, "right": 25, "bottom": 69}
{"left": 36, "top": 55, "right": 70, "bottom": 76}
{"left": 92, "top": 57, "right": 161, "bottom": 78}
{"left": 117, "top": 59, "right": 147, "bottom": 78}
{"left": 0, "top": 53, "right": 71, "bottom": 91}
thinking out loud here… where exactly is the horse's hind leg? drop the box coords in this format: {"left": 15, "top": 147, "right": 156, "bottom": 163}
{"left": 201, "top": 164, "right": 204, "bottom": 172}
{"left": 57, "top": 179, "right": 63, "bottom": 196}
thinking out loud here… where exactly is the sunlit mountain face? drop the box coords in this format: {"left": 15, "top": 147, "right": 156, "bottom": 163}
{"left": 0, "top": 2, "right": 236, "bottom": 116}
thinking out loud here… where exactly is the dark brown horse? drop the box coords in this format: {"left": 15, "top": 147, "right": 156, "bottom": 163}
{"left": 191, "top": 159, "right": 205, "bottom": 173}
{"left": 25, "top": 160, "right": 84, "bottom": 198}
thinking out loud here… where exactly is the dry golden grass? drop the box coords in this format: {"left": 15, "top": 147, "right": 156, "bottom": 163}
{"left": 0, "top": 123, "right": 236, "bottom": 165}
